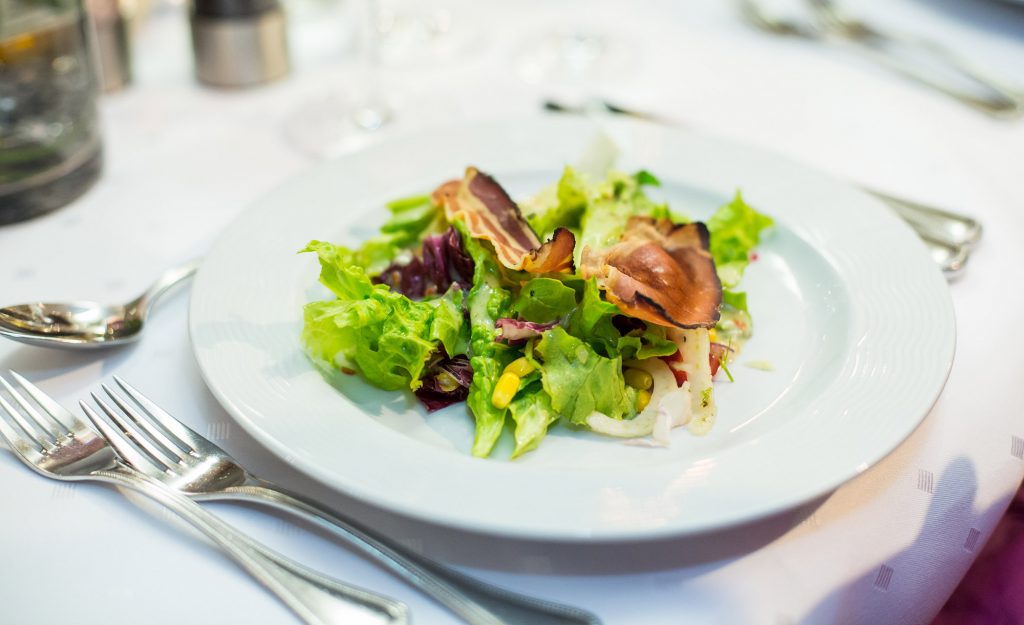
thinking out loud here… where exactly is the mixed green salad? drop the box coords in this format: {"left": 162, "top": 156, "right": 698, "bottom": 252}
{"left": 301, "top": 162, "right": 772, "bottom": 459}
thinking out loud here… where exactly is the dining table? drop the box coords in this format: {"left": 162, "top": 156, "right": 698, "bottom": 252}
{"left": 1, "top": 1, "right": 1023, "bottom": 623}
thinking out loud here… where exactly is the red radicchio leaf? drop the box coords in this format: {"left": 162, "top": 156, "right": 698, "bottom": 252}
{"left": 495, "top": 318, "right": 557, "bottom": 344}
{"left": 373, "top": 226, "right": 475, "bottom": 299}
{"left": 415, "top": 354, "right": 472, "bottom": 412}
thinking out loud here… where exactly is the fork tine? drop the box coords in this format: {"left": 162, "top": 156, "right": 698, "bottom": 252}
{"left": 9, "top": 371, "right": 80, "bottom": 433}
{"left": 81, "top": 399, "right": 166, "bottom": 476}
{"left": 89, "top": 392, "right": 175, "bottom": 472}
{"left": 101, "top": 384, "right": 189, "bottom": 464}
{"left": 114, "top": 376, "right": 207, "bottom": 453}
{"left": 0, "top": 377, "right": 57, "bottom": 451}
{"left": 0, "top": 395, "right": 47, "bottom": 464}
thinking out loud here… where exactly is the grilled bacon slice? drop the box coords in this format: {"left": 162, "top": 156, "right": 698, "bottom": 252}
{"left": 434, "top": 167, "right": 575, "bottom": 273}
{"left": 581, "top": 217, "right": 721, "bottom": 329}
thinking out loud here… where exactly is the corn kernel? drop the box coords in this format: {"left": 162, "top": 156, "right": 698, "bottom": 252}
{"left": 504, "top": 357, "right": 535, "bottom": 377}
{"left": 436, "top": 371, "right": 461, "bottom": 393}
{"left": 636, "top": 389, "right": 652, "bottom": 412}
{"left": 491, "top": 372, "right": 521, "bottom": 409}
{"left": 623, "top": 368, "right": 653, "bottom": 390}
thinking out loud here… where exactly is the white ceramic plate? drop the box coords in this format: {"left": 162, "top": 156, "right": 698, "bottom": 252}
{"left": 189, "top": 117, "right": 955, "bottom": 541}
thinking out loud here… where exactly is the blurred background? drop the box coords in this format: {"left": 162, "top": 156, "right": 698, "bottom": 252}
{"left": 3, "top": 0, "right": 1023, "bottom": 232}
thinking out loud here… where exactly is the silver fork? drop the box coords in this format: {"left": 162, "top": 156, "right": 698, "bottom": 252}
{"left": 0, "top": 372, "right": 407, "bottom": 625}
{"left": 737, "top": 0, "right": 1023, "bottom": 118}
{"left": 91, "top": 376, "right": 601, "bottom": 625}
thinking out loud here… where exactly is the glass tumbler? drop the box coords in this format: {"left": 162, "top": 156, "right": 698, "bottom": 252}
{"left": 0, "top": 0, "right": 103, "bottom": 225}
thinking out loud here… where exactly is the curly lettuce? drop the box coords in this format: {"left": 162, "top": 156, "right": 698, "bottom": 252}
{"left": 300, "top": 241, "right": 465, "bottom": 392}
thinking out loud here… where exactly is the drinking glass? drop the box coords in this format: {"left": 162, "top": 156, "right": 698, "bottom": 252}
{"left": 0, "top": 0, "right": 103, "bottom": 224}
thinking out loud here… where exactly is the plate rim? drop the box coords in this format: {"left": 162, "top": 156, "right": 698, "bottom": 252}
{"left": 188, "top": 115, "right": 956, "bottom": 541}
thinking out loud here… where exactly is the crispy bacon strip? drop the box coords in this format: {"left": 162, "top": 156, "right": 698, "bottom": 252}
{"left": 581, "top": 217, "right": 721, "bottom": 329}
{"left": 434, "top": 167, "right": 575, "bottom": 273}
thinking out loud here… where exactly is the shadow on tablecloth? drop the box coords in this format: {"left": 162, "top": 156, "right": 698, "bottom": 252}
{"left": 799, "top": 456, "right": 1014, "bottom": 625}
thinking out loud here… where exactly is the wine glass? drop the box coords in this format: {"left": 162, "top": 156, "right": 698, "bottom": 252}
{"left": 283, "top": 0, "right": 392, "bottom": 159}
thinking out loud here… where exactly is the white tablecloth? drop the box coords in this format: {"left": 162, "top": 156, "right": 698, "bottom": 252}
{"left": 2, "top": 2, "right": 1023, "bottom": 623}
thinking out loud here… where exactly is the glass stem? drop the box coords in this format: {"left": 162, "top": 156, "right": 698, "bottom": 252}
{"left": 353, "top": 0, "right": 390, "bottom": 130}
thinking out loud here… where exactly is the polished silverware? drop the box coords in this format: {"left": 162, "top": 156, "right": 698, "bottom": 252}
{"left": 91, "top": 376, "right": 602, "bottom": 625}
{"left": 0, "top": 258, "right": 202, "bottom": 349}
{"left": 543, "top": 99, "right": 978, "bottom": 278}
{"left": 0, "top": 372, "right": 407, "bottom": 625}
{"left": 738, "top": 0, "right": 1022, "bottom": 118}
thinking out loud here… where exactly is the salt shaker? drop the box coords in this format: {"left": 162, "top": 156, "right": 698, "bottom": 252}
{"left": 189, "top": 0, "right": 289, "bottom": 88}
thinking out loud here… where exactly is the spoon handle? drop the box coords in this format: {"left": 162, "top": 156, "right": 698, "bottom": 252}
{"left": 130, "top": 258, "right": 202, "bottom": 317}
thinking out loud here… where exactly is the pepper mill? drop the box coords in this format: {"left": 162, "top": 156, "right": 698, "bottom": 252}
{"left": 189, "top": 0, "right": 289, "bottom": 88}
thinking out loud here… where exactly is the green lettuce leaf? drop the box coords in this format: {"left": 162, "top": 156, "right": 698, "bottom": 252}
{"left": 706, "top": 191, "right": 773, "bottom": 288}
{"left": 716, "top": 288, "right": 753, "bottom": 344}
{"left": 616, "top": 325, "right": 678, "bottom": 360}
{"left": 565, "top": 278, "right": 620, "bottom": 356}
{"left": 534, "top": 327, "right": 635, "bottom": 425}
{"left": 512, "top": 277, "right": 577, "bottom": 324}
{"left": 565, "top": 279, "right": 675, "bottom": 360}
{"left": 576, "top": 170, "right": 673, "bottom": 264}
{"left": 305, "top": 194, "right": 442, "bottom": 277}
{"left": 466, "top": 353, "right": 513, "bottom": 457}
{"left": 429, "top": 287, "right": 469, "bottom": 357}
{"left": 527, "top": 166, "right": 589, "bottom": 239}
{"left": 300, "top": 241, "right": 373, "bottom": 300}
{"left": 300, "top": 288, "right": 435, "bottom": 391}
{"left": 458, "top": 226, "right": 518, "bottom": 457}
{"left": 300, "top": 248, "right": 464, "bottom": 392}
{"left": 722, "top": 289, "right": 748, "bottom": 315}
{"left": 509, "top": 381, "right": 558, "bottom": 458}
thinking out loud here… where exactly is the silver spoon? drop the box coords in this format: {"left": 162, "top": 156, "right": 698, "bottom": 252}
{"left": 0, "top": 258, "right": 201, "bottom": 349}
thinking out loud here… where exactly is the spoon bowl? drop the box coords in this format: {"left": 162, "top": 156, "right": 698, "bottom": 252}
{"left": 0, "top": 259, "right": 200, "bottom": 350}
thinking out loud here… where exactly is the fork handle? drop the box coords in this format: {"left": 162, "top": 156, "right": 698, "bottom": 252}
{"left": 223, "top": 483, "right": 600, "bottom": 625}
{"left": 843, "top": 31, "right": 1022, "bottom": 118}
{"left": 94, "top": 468, "right": 407, "bottom": 625}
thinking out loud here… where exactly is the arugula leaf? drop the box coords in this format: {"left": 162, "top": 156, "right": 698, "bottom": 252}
{"left": 535, "top": 327, "right": 635, "bottom": 425}
{"left": 706, "top": 191, "right": 773, "bottom": 288}
{"left": 379, "top": 196, "right": 438, "bottom": 235}
{"left": 634, "top": 170, "right": 661, "bottom": 187}
{"left": 512, "top": 277, "right": 577, "bottom": 324}
{"left": 385, "top": 194, "right": 433, "bottom": 213}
